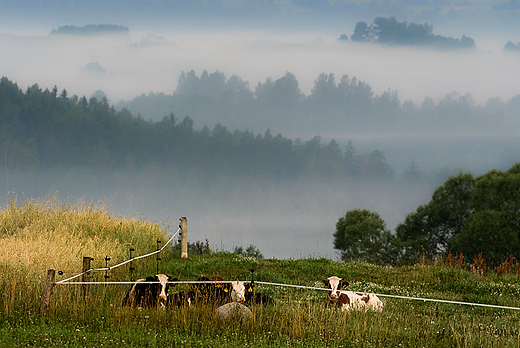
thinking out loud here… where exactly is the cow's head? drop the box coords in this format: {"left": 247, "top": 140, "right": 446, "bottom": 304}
{"left": 322, "top": 276, "right": 349, "bottom": 298}
{"left": 231, "top": 280, "right": 246, "bottom": 302}
{"left": 156, "top": 274, "right": 170, "bottom": 301}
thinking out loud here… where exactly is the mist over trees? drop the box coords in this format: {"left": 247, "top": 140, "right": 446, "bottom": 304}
{"left": 0, "top": 75, "right": 412, "bottom": 200}
{"left": 345, "top": 17, "right": 476, "bottom": 49}
{"left": 1, "top": 75, "right": 447, "bottom": 259}
{"left": 2, "top": 73, "right": 519, "bottom": 258}
{"left": 118, "top": 69, "right": 519, "bottom": 138}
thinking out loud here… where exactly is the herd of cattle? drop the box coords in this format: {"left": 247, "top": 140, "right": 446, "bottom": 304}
{"left": 122, "top": 274, "right": 383, "bottom": 313}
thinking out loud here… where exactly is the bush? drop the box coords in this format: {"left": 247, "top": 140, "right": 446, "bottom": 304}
{"left": 233, "top": 244, "right": 264, "bottom": 259}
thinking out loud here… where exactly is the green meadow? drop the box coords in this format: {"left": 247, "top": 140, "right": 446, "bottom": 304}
{"left": 1, "top": 199, "right": 520, "bottom": 347}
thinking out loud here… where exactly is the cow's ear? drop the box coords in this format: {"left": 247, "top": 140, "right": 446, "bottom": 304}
{"left": 341, "top": 282, "right": 349, "bottom": 289}
{"left": 322, "top": 279, "right": 329, "bottom": 286}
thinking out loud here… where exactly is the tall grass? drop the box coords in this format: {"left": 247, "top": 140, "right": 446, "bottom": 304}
{"left": 0, "top": 197, "right": 169, "bottom": 315}
{"left": 1, "top": 200, "right": 520, "bottom": 347}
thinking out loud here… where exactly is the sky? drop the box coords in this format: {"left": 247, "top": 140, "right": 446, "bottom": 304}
{"left": 1, "top": 0, "right": 520, "bottom": 258}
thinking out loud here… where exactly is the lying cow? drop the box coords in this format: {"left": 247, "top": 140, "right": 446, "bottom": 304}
{"left": 244, "top": 282, "right": 275, "bottom": 305}
{"left": 168, "top": 277, "right": 246, "bottom": 307}
{"left": 122, "top": 273, "right": 172, "bottom": 308}
{"left": 322, "top": 276, "right": 383, "bottom": 312}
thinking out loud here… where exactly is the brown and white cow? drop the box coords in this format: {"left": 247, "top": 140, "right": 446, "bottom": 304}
{"left": 322, "top": 276, "right": 383, "bottom": 312}
{"left": 122, "top": 273, "right": 171, "bottom": 308}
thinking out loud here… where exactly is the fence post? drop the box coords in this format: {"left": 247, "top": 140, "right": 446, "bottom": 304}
{"left": 41, "top": 269, "right": 55, "bottom": 313}
{"left": 180, "top": 216, "right": 188, "bottom": 259}
{"left": 82, "top": 256, "right": 92, "bottom": 302}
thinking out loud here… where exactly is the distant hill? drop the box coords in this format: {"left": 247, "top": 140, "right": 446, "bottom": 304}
{"left": 50, "top": 24, "right": 129, "bottom": 36}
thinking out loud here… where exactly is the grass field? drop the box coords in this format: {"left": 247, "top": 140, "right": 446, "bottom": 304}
{"left": 1, "top": 199, "right": 520, "bottom": 347}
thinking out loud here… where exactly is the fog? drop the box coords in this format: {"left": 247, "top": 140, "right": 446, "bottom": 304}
{"left": 1, "top": 6, "right": 520, "bottom": 259}
{"left": 148, "top": 180, "right": 434, "bottom": 259}
{"left": 1, "top": 29, "right": 520, "bottom": 105}
{"left": 3, "top": 170, "right": 435, "bottom": 259}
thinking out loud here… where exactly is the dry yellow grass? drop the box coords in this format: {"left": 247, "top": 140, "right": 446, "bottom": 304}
{"left": 0, "top": 197, "right": 170, "bottom": 313}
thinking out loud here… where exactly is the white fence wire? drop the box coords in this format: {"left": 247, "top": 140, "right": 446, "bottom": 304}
{"left": 254, "top": 281, "right": 520, "bottom": 311}
{"left": 56, "top": 227, "right": 180, "bottom": 284}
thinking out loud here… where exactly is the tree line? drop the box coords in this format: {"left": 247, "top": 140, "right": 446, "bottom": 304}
{"left": 343, "top": 17, "right": 476, "bottom": 49}
{"left": 334, "top": 163, "right": 520, "bottom": 267}
{"left": 0, "top": 76, "right": 405, "bottom": 197}
{"left": 118, "top": 70, "right": 520, "bottom": 138}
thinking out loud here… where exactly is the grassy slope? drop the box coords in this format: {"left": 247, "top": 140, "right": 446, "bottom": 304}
{"left": 1, "top": 200, "right": 520, "bottom": 347}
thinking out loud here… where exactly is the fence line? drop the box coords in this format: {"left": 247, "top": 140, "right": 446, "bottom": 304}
{"left": 56, "top": 227, "right": 180, "bottom": 284}
{"left": 256, "top": 281, "right": 329, "bottom": 292}
{"left": 55, "top": 276, "right": 520, "bottom": 311}
{"left": 56, "top": 280, "right": 248, "bottom": 285}
{"left": 255, "top": 280, "right": 520, "bottom": 311}
{"left": 372, "top": 293, "right": 520, "bottom": 311}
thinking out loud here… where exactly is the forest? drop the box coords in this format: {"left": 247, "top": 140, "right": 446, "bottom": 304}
{"left": 0, "top": 75, "right": 406, "bottom": 192}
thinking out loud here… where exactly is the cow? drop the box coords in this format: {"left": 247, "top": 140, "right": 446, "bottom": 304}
{"left": 244, "top": 282, "right": 275, "bottom": 305}
{"left": 167, "top": 277, "right": 247, "bottom": 308}
{"left": 122, "top": 273, "right": 172, "bottom": 308}
{"left": 167, "top": 289, "right": 194, "bottom": 307}
{"left": 322, "top": 276, "right": 383, "bottom": 312}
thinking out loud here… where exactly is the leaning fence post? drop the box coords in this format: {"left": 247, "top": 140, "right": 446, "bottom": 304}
{"left": 82, "top": 256, "right": 92, "bottom": 302}
{"left": 41, "top": 269, "right": 55, "bottom": 313}
{"left": 180, "top": 216, "right": 188, "bottom": 259}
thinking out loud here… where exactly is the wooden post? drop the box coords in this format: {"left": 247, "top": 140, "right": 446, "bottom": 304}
{"left": 41, "top": 269, "right": 55, "bottom": 313}
{"left": 82, "top": 256, "right": 92, "bottom": 302}
{"left": 180, "top": 216, "right": 188, "bottom": 259}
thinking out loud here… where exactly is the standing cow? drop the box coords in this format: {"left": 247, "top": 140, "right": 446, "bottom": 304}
{"left": 322, "top": 276, "right": 383, "bottom": 312}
